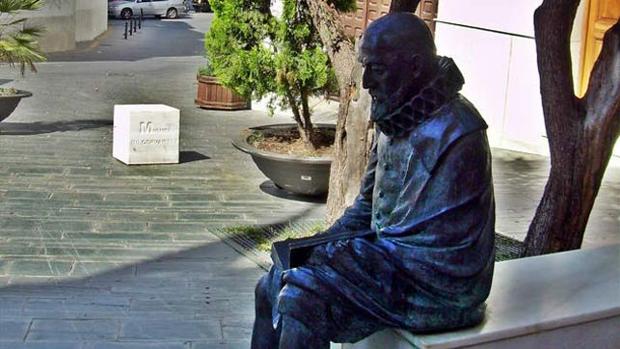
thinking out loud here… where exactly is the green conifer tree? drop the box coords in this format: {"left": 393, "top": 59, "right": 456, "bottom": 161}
{"left": 205, "top": 0, "right": 344, "bottom": 150}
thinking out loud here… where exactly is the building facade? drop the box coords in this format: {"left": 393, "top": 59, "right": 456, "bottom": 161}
{"left": 435, "top": 0, "right": 618, "bottom": 156}
{"left": 19, "top": 0, "right": 108, "bottom": 52}
{"left": 341, "top": 0, "right": 438, "bottom": 38}
{"left": 341, "top": 0, "right": 619, "bottom": 157}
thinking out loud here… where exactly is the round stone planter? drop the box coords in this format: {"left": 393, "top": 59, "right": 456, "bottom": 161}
{"left": 0, "top": 90, "right": 32, "bottom": 122}
{"left": 232, "top": 123, "right": 334, "bottom": 196}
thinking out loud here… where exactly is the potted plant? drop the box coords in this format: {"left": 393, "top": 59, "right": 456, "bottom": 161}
{"left": 232, "top": 123, "right": 335, "bottom": 196}
{"left": 206, "top": 0, "right": 338, "bottom": 196}
{"left": 0, "top": 0, "right": 46, "bottom": 123}
{"left": 195, "top": 63, "right": 251, "bottom": 110}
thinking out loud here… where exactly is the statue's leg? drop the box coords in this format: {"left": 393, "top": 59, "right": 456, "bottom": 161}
{"left": 251, "top": 274, "right": 279, "bottom": 349}
{"left": 279, "top": 314, "right": 330, "bottom": 349}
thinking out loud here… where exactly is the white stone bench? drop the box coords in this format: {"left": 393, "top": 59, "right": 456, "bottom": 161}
{"left": 332, "top": 244, "right": 620, "bottom": 349}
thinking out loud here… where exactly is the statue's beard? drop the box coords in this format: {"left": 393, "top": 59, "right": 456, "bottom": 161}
{"left": 370, "top": 99, "right": 390, "bottom": 122}
{"left": 370, "top": 86, "right": 413, "bottom": 123}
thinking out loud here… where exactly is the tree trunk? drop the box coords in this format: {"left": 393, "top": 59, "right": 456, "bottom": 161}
{"left": 303, "top": 0, "right": 356, "bottom": 89}
{"left": 303, "top": 0, "right": 369, "bottom": 222}
{"left": 304, "top": 0, "right": 421, "bottom": 222}
{"left": 523, "top": 0, "right": 620, "bottom": 256}
{"left": 300, "top": 89, "right": 317, "bottom": 150}
{"left": 326, "top": 64, "right": 375, "bottom": 222}
{"left": 285, "top": 87, "right": 316, "bottom": 151}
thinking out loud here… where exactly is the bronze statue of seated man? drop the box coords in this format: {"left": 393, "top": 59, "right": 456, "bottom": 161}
{"left": 251, "top": 12, "right": 495, "bottom": 349}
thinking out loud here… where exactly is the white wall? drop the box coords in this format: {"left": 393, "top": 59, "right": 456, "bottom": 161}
{"left": 16, "top": 0, "right": 107, "bottom": 52}
{"left": 75, "top": 0, "right": 108, "bottom": 42}
{"left": 23, "top": 0, "right": 77, "bottom": 52}
{"left": 435, "top": 0, "right": 590, "bottom": 156}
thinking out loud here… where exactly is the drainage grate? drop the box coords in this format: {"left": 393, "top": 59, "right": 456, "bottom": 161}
{"left": 495, "top": 233, "right": 525, "bottom": 261}
{"left": 213, "top": 224, "right": 525, "bottom": 270}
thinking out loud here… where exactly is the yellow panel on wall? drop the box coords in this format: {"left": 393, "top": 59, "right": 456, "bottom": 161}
{"left": 581, "top": 0, "right": 620, "bottom": 95}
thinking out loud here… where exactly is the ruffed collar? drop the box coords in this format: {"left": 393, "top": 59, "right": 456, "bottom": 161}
{"left": 373, "top": 57, "right": 465, "bottom": 138}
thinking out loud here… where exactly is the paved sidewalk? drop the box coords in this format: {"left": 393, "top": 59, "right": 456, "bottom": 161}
{"left": 0, "top": 13, "right": 618, "bottom": 349}
{"left": 0, "top": 15, "right": 326, "bottom": 349}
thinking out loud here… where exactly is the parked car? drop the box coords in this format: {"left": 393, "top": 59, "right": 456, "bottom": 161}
{"left": 108, "top": 0, "right": 187, "bottom": 19}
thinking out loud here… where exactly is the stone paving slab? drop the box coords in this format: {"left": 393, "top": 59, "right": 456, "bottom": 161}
{"left": 0, "top": 15, "right": 328, "bottom": 347}
{"left": 0, "top": 242, "right": 263, "bottom": 348}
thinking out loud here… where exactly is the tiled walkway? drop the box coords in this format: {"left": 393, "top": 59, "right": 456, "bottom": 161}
{"left": 0, "top": 15, "right": 326, "bottom": 348}
{"left": 0, "top": 13, "right": 618, "bottom": 349}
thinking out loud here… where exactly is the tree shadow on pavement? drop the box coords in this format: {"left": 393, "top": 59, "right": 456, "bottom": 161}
{"left": 0, "top": 212, "right": 322, "bottom": 346}
{"left": 0, "top": 119, "right": 112, "bottom": 135}
{"left": 0, "top": 236, "right": 261, "bottom": 347}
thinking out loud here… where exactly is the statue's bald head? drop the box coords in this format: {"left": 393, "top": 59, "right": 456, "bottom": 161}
{"left": 358, "top": 13, "right": 438, "bottom": 116}
{"left": 361, "top": 13, "right": 436, "bottom": 61}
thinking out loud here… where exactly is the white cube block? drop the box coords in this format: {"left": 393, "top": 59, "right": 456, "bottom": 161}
{"left": 113, "top": 104, "right": 180, "bottom": 165}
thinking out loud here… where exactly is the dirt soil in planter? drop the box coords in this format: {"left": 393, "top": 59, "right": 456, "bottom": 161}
{"left": 249, "top": 127, "right": 335, "bottom": 157}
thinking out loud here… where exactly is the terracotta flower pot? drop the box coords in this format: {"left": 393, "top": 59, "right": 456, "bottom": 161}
{"left": 0, "top": 90, "right": 32, "bottom": 122}
{"left": 195, "top": 75, "right": 250, "bottom": 110}
{"left": 232, "top": 123, "right": 334, "bottom": 196}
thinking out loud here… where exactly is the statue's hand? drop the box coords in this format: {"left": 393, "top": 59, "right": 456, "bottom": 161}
{"left": 305, "top": 239, "right": 351, "bottom": 266}
{"left": 305, "top": 243, "right": 329, "bottom": 266}
{"left": 300, "top": 229, "right": 375, "bottom": 267}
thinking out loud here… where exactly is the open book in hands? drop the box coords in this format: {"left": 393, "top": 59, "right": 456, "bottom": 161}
{"left": 271, "top": 229, "right": 376, "bottom": 270}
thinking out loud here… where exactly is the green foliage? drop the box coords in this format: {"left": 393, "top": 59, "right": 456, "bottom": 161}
{"left": 198, "top": 63, "right": 213, "bottom": 76}
{"left": 0, "top": 86, "right": 17, "bottom": 95}
{"left": 223, "top": 222, "right": 326, "bottom": 252}
{"left": 247, "top": 130, "right": 265, "bottom": 144}
{"left": 0, "top": 0, "right": 43, "bottom": 12}
{"left": 205, "top": 0, "right": 336, "bottom": 123}
{"left": 0, "top": 0, "right": 46, "bottom": 74}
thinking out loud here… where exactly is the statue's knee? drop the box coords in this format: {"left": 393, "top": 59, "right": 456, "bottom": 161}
{"left": 255, "top": 275, "right": 271, "bottom": 309}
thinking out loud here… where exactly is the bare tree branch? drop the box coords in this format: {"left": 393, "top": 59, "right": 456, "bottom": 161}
{"left": 584, "top": 20, "right": 620, "bottom": 130}
{"left": 533, "top": 0, "right": 582, "bottom": 162}
{"left": 581, "top": 20, "right": 620, "bottom": 218}
{"left": 534, "top": 0, "right": 579, "bottom": 104}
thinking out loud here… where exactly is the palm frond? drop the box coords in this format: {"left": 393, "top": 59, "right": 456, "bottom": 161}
{"left": 18, "top": 25, "right": 44, "bottom": 36}
{"left": 0, "top": 0, "right": 46, "bottom": 74}
{"left": 0, "top": 28, "right": 46, "bottom": 73}
{"left": 0, "top": 0, "right": 44, "bottom": 13}
{"left": 0, "top": 18, "right": 27, "bottom": 27}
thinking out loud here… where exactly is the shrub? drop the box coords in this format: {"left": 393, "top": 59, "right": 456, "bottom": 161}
{"left": 205, "top": 0, "right": 336, "bottom": 150}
